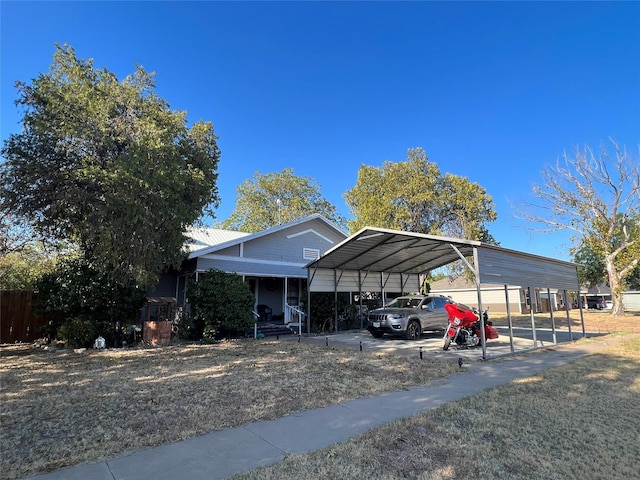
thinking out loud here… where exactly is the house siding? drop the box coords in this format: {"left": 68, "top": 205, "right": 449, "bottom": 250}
{"left": 430, "top": 285, "right": 523, "bottom": 313}
{"left": 309, "top": 269, "right": 421, "bottom": 293}
{"left": 193, "top": 218, "right": 345, "bottom": 278}
{"left": 197, "top": 256, "right": 308, "bottom": 278}
{"left": 216, "top": 244, "right": 242, "bottom": 257}
{"left": 243, "top": 222, "right": 338, "bottom": 263}
{"left": 623, "top": 291, "right": 640, "bottom": 310}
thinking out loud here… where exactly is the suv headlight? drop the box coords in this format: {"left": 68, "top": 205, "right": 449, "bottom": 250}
{"left": 387, "top": 313, "right": 405, "bottom": 320}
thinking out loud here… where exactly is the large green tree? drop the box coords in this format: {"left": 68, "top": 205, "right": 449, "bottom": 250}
{"left": 33, "top": 255, "right": 146, "bottom": 347}
{"left": 573, "top": 236, "right": 640, "bottom": 293}
{"left": 0, "top": 44, "right": 220, "bottom": 286}
{"left": 0, "top": 245, "right": 57, "bottom": 290}
{"left": 517, "top": 140, "right": 639, "bottom": 316}
{"left": 221, "top": 168, "right": 346, "bottom": 232}
{"left": 343, "top": 148, "right": 497, "bottom": 241}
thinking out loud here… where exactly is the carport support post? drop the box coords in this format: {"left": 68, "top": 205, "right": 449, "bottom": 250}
{"left": 563, "top": 289, "right": 573, "bottom": 341}
{"left": 307, "top": 269, "right": 312, "bottom": 336}
{"left": 578, "top": 296, "right": 586, "bottom": 338}
{"left": 334, "top": 269, "right": 338, "bottom": 333}
{"left": 548, "top": 287, "right": 557, "bottom": 345}
{"left": 358, "top": 271, "right": 363, "bottom": 330}
{"left": 504, "top": 284, "right": 515, "bottom": 353}
{"left": 472, "top": 247, "right": 487, "bottom": 359}
{"left": 528, "top": 286, "right": 538, "bottom": 348}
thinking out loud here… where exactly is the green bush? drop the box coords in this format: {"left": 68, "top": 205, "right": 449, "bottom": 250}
{"left": 187, "top": 269, "right": 256, "bottom": 340}
{"left": 33, "top": 256, "right": 146, "bottom": 346}
{"left": 57, "top": 317, "right": 99, "bottom": 348}
{"left": 307, "top": 292, "right": 354, "bottom": 333}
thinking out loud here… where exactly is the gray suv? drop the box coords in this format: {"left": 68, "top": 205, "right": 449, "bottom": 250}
{"left": 367, "top": 295, "right": 452, "bottom": 340}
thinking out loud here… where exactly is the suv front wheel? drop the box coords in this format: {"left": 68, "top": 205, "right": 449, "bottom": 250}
{"left": 405, "top": 320, "right": 421, "bottom": 340}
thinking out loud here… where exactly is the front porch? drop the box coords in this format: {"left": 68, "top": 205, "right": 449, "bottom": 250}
{"left": 247, "top": 276, "right": 306, "bottom": 333}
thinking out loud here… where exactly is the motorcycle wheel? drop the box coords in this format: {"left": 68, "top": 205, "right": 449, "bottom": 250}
{"left": 443, "top": 337, "right": 451, "bottom": 351}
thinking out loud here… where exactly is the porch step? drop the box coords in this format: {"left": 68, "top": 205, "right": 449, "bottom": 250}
{"left": 256, "top": 323, "right": 295, "bottom": 337}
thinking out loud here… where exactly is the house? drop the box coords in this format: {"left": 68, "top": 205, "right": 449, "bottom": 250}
{"left": 150, "top": 214, "right": 348, "bottom": 327}
{"left": 581, "top": 284, "right": 640, "bottom": 311}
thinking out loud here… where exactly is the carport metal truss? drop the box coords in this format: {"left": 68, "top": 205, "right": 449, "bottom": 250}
{"left": 309, "top": 228, "right": 478, "bottom": 275}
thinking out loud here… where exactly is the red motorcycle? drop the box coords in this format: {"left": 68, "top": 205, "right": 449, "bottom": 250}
{"left": 442, "top": 302, "right": 499, "bottom": 350}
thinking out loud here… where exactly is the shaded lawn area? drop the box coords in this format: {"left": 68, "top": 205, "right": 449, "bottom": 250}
{"left": 236, "top": 335, "right": 640, "bottom": 480}
{"left": 0, "top": 339, "right": 460, "bottom": 480}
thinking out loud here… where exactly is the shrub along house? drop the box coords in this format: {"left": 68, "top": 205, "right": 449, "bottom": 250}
{"left": 150, "top": 214, "right": 348, "bottom": 334}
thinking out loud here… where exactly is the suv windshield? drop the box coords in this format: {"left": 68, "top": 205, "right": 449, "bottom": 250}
{"left": 386, "top": 297, "right": 422, "bottom": 308}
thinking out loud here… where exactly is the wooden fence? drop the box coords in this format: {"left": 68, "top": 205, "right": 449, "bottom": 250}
{"left": 0, "top": 291, "right": 49, "bottom": 343}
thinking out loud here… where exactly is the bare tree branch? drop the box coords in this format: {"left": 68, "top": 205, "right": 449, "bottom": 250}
{"left": 513, "top": 139, "right": 640, "bottom": 316}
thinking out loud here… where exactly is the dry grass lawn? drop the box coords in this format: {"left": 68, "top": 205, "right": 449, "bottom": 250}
{"left": 236, "top": 334, "right": 640, "bottom": 480}
{"left": 491, "top": 309, "right": 640, "bottom": 333}
{"left": 0, "top": 339, "right": 459, "bottom": 480}
{"left": 1, "top": 309, "right": 638, "bottom": 480}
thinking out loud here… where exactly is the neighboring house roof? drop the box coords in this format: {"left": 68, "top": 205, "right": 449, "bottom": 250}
{"left": 430, "top": 276, "right": 514, "bottom": 291}
{"left": 582, "top": 284, "right": 612, "bottom": 295}
{"left": 188, "top": 214, "right": 347, "bottom": 259}
{"left": 185, "top": 227, "right": 250, "bottom": 253}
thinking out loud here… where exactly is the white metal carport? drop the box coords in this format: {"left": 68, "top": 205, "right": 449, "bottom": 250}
{"left": 305, "top": 227, "right": 585, "bottom": 358}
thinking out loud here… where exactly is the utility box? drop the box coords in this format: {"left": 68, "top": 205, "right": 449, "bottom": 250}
{"left": 141, "top": 297, "right": 177, "bottom": 346}
{"left": 143, "top": 321, "right": 172, "bottom": 346}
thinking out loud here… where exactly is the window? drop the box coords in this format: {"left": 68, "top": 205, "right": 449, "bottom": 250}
{"left": 432, "top": 297, "right": 448, "bottom": 309}
{"left": 303, "top": 248, "right": 320, "bottom": 260}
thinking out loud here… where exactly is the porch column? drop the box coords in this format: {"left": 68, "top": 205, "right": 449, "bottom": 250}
{"left": 284, "top": 277, "right": 288, "bottom": 323}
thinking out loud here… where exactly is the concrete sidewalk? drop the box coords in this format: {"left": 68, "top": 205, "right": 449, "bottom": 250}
{"left": 28, "top": 338, "right": 621, "bottom": 480}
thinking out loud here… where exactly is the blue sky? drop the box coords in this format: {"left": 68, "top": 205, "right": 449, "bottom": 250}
{"left": 2, "top": 1, "right": 639, "bottom": 261}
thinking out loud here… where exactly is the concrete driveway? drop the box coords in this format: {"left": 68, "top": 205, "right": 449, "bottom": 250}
{"left": 295, "top": 326, "right": 605, "bottom": 361}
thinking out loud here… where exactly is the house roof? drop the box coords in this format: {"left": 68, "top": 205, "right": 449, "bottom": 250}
{"left": 186, "top": 227, "right": 250, "bottom": 253}
{"left": 187, "top": 214, "right": 348, "bottom": 259}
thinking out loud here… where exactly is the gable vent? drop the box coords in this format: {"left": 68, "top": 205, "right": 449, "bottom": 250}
{"left": 303, "top": 248, "right": 320, "bottom": 260}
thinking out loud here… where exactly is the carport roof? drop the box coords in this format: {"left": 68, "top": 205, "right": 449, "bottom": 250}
{"left": 305, "top": 227, "right": 481, "bottom": 275}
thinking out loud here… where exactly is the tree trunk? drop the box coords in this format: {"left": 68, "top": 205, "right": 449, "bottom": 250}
{"left": 606, "top": 256, "right": 625, "bottom": 316}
